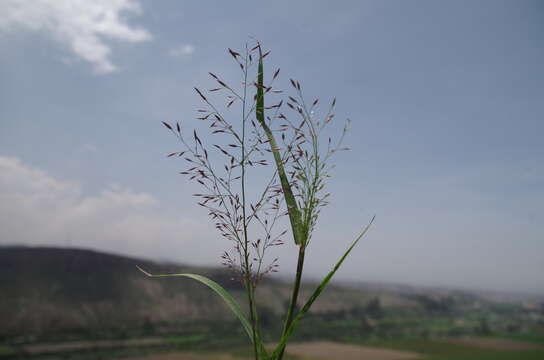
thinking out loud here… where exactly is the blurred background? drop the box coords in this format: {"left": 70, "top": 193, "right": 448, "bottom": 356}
{"left": 1, "top": 1, "right": 543, "bottom": 359}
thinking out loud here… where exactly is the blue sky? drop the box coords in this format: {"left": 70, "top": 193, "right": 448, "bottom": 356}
{"left": 1, "top": 0, "right": 543, "bottom": 294}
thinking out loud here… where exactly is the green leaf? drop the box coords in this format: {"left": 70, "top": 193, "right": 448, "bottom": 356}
{"left": 137, "top": 268, "right": 269, "bottom": 359}
{"left": 255, "top": 46, "right": 304, "bottom": 246}
{"left": 137, "top": 268, "right": 254, "bottom": 340}
{"left": 272, "top": 216, "right": 375, "bottom": 358}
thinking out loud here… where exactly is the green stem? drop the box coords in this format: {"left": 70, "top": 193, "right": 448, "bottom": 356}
{"left": 240, "top": 44, "right": 259, "bottom": 360}
{"left": 245, "top": 280, "right": 259, "bottom": 359}
{"left": 272, "top": 217, "right": 375, "bottom": 359}
{"left": 277, "top": 245, "right": 306, "bottom": 360}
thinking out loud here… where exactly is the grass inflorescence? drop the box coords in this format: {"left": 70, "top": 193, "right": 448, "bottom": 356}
{"left": 140, "top": 40, "right": 373, "bottom": 360}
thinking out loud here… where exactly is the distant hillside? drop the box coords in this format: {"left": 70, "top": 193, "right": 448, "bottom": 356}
{"left": 0, "top": 246, "right": 252, "bottom": 336}
{"left": 0, "top": 246, "right": 378, "bottom": 337}
{"left": 1, "top": 246, "right": 541, "bottom": 341}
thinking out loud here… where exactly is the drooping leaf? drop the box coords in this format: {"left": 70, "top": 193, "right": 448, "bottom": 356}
{"left": 136, "top": 268, "right": 270, "bottom": 359}
{"left": 136, "top": 268, "right": 253, "bottom": 340}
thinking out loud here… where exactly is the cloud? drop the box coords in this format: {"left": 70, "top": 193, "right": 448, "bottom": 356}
{"left": 2, "top": 156, "right": 541, "bottom": 294}
{"left": 0, "top": 0, "right": 151, "bottom": 73}
{"left": 0, "top": 156, "right": 218, "bottom": 264}
{"left": 169, "top": 44, "right": 195, "bottom": 57}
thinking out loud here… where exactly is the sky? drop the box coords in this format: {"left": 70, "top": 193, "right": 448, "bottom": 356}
{"left": 0, "top": 0, "right": 543, "bottom": 295}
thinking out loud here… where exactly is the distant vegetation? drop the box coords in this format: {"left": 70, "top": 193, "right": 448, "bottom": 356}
{"left": 1, "top": 246, "right": 543, "bottom": 359}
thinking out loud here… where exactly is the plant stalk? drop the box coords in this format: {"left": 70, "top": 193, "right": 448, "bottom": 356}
{"left": 245, "top": 280, "right": 259, "bottom": 359}
{"left": 277, "top": 245, "right": 306, "bottom": 360}
{"left": 239, "top": 44, "right": 260, "bottom": 360}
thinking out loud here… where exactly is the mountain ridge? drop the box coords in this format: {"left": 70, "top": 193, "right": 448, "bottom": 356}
{"left": 1, "top": 246, "right": 541, "bottom": 340}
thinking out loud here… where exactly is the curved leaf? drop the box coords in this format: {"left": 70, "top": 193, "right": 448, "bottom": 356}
{"left": 136, "top": 268, "right": 253, "bottom": 341}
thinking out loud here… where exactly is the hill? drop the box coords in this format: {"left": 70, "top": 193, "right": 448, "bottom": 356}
{"left": 0, "top": 246, "right": 542, "bottom": 343}
{"left": 0, "top": 246, "right": 250, "bottom": 336}
{"left": 0, "top": 246, "right": 375, "bottom": 338}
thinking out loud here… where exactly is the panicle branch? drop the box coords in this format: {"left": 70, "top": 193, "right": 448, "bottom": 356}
{"left": 161, "top": 41, "right": 348, "bottom": 284}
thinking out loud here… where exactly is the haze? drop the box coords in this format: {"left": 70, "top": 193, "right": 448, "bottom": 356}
{"left": 1, "top": 0, "right": 542, "bottom": 295}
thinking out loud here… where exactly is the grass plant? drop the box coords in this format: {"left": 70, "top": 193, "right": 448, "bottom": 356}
{"left": 138, "top": 41, "right": 373, "bottom": 360}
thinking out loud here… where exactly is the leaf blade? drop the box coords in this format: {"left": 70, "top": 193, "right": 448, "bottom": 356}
{"left": 136, "top": 268, "right": 253, "bottom": 340}
{"left": 255, "top": 47, "right": 304, "bottom": 246}
{"left": 271, "top": 216, "right": 375, "bottom": 358}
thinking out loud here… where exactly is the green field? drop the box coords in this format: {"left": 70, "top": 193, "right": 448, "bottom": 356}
{"left": 2, "top": 336, "right": 543, "bottom": 360}
{"left": 356, "top": 338, "right": 544, "bottom": 360}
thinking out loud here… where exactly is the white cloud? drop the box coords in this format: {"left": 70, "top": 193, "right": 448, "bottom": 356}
{"left": 0, "top": 156, "right": 218, "bottom": 264}
{"left": 0, "top": 0, "right": 151, "bottom": 73}
{"left": 169, "top": 44, "right": 195, "bottom": 57}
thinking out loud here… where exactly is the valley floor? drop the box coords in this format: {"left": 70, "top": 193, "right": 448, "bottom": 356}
{"left": 8, "top": 338, "right": 541, "bottom": 360}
